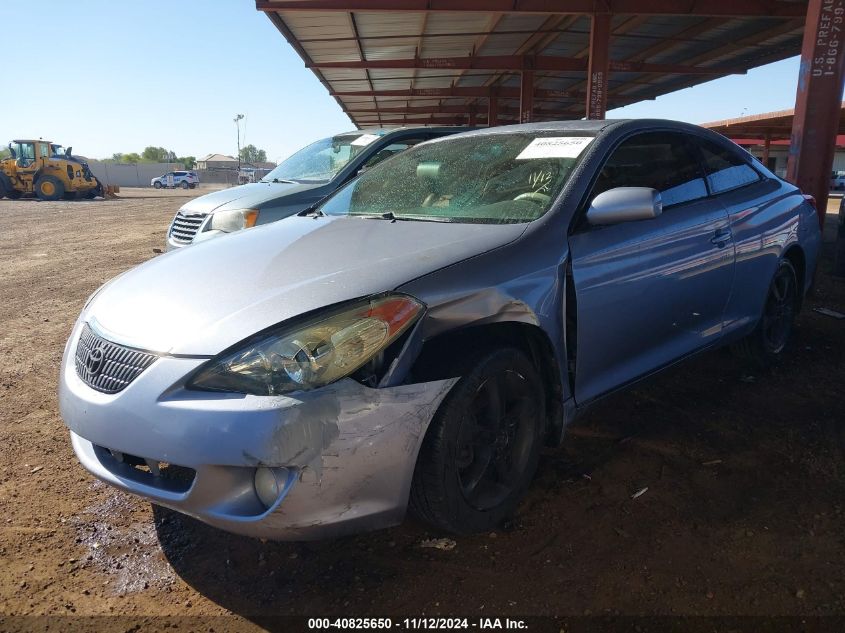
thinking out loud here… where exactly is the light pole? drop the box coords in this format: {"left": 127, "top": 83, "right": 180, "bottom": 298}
{"left": 234, "top": 114, "right": 244, "bottom": 170}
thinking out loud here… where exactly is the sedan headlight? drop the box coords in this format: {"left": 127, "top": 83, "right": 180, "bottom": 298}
{"left": 208, "top": 209, "right": 259, "bottom": 233}
{"left": 187, "top": 294, "right": 423, "bottom": 396}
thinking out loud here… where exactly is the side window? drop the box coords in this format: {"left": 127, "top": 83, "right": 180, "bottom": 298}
{"left": 592, "top": 132, "right": 707, "bottom": 207}
{"left": 39, "top": 143, "right": 49, "bottom": 158}
{"left": 696, "top": 138, "right": 761, "bottom": 194}
{"left": 361, "top": 138, "right": 425, "bottom": 170}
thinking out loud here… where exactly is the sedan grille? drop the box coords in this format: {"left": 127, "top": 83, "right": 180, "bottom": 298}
{"left": 74, "top": 324, "right": 158, "bottom": 394}
{"left": 169, "top": 211, "right": 207, "bottom": 244}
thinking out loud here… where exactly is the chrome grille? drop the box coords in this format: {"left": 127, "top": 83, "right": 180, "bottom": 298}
{"left": 74, "top": 324, "right": 158, "bottom": 394}
{"left": 169, "top": 210, "right": 207, "bottom": 244}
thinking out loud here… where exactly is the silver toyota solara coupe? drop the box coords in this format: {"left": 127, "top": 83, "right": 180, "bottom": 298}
{"left": 59, "top": 120, "right": 821, "bottom": 539}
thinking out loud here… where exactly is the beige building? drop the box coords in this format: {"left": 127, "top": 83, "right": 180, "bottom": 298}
{"left": 196, "top": 153, "right": 239, "bottom": 170}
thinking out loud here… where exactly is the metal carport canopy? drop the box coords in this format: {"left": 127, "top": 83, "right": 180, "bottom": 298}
{"left": 703, "top": 103, "right": 845, "bottom": 140}
{"left": 256, "top": 0, "right": 808, "bottom": 127}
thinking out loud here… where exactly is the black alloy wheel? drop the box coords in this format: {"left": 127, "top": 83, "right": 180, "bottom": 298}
{"left": 410, "top": 347, "right": 545, "bottom": 533}
{"left": 761, "top": 260, "right": 797, "bottom": 354}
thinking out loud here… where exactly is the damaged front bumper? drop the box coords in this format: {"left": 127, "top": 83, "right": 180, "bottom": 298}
{"left": 59, "top": 321, "right": 456, "bottom": 540}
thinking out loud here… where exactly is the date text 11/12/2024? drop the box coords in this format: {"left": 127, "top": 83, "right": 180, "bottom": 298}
{"left": 307, "top": 618, "right": 529, "bottom": 630}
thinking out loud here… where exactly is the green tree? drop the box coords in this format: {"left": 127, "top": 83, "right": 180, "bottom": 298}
{"left": 141, "top": 146, "right": 177, "bottom": 162}
{"left": 239, "top": 144, "right": 267, "bottom": 164}
{"left": 0, "top": 147, "right": 10, "bottom": 161}
{"left": 177, "top": 156, "right": 196, "bottom": 169}
{"left": 123, "top": 152, "right": 142, "bottom": 163}
{"left": 111, "top": 152, "right": 124, "bottom": 162}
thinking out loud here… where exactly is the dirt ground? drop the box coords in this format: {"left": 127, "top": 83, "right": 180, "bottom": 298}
{"left": 1, "top": 189, "right": 844, "bottom": 631}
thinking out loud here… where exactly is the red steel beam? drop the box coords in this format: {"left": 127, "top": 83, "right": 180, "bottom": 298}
{"left": 586, "top": 13, "right": 611, "bottom": 119}
{"left": 347, "top": 104, "right": 593, "bottom": 117}
{"left": 330, "top": 87, "right": 586, "bottom": 99}
{"left": 354, "top": 116, "right": 485, "bottom": 125}
{"left": 256, "top": 1, "right": 806, "bottom": 18}
{"left": 520, "top": 70, "right": 535, "bottom": 123}
{"left": 312, "top": 55, "right": 583, "bottom": 71}
{"left": 786, "top": 0, "right": 845, "bottom": 227}
{"left": 308, "top": 55, "right": 742, "bottom": 75}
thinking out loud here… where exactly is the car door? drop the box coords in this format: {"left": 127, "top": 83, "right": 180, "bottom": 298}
{"left": 692, "top": 136, "right": 790, "bottom": 336}
{"left": 568, "top": 131, "right": 736, "bottom": 404}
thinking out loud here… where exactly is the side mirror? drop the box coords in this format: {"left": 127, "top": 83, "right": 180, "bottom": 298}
{"left": 586, "top": 187, "right": 662, "bottom": 226}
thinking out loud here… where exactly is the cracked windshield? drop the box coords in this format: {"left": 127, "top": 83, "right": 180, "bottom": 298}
{"left": 320, "top": 133, "right": 594, "bottom": 224}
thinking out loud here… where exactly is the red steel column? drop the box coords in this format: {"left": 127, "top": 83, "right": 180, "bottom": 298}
{"left": 469, "top": 108, "right": 477, "bottom": 126}
{"left": 520, "top": 70, "right": 534, "bottom": 123}
{"left": 586, "top": 13, "right": 611, "bottom": 120}
{"left": 786, "top": 0, "right": 845, "bottom": 227}
{"left": 488, "top": 88, "right": 499, "bottom": 127}
{"left": 762, "top": 133, "right": 772, "bottom": 166}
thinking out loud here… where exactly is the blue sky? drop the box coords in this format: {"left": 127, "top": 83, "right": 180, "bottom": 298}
{"left": 2, "top": 1, "right": 803, "bottom": 162}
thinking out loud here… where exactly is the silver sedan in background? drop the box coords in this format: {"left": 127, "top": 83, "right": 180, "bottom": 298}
{"left": 60, "top": 120, "right": 820, "bottom": 540}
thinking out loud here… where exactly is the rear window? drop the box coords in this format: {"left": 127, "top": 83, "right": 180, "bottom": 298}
{"left": 697, "top": 139, "right": 761, "bottom": 194}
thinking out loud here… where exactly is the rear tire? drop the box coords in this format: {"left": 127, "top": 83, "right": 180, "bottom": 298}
{"left": 0, "top": 174, "right": 12, "bottom": 199}
{"left": 6, "top": 189, "right": 21, "bottom": 200}
{"left": 180, "top": 181, "right": 189, "bottom": 189}
{"left": 410, "top": 348, "right": 545, "bottom": 534}
{"left": 34, "top": 175, "right": 64, "bottom": 201}
{"left": 732, "top": 258, "right": 798, "bottom": 368}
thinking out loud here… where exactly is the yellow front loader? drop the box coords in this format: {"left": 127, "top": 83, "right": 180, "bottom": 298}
{"left": 0, "top": 139, "right": 103, "bottom": 200}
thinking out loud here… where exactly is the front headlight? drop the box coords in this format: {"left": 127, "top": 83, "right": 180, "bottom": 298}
{"left": 208, "top": 209, "right": 259, "bottom": 233}
{"left": 187, "top": 294, "right": 423, "bottom": 396}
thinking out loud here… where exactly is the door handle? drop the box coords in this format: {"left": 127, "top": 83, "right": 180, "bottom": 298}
{"left": 710, "top": 228, "right": 732, "bottom": 247}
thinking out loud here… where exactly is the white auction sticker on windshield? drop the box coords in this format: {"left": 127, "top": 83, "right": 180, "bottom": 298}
{"left": 516, "top": 136, "right": 593, "bottom": 160}
{"left": 351, "top": 133, "right": 380, "bottom": 147}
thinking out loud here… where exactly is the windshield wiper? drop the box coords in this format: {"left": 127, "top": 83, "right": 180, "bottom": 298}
{"left": 356, "top": 211, "right": 451, "bottom": 223}
{"left": 263, "top": 178, "right": 298, "bottom": 184}
{"left": 299, "top": 206, "right": 325, "bottom": 218}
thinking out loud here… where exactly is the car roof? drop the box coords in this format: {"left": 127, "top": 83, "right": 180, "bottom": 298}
{"left": 13, "top": 139, "right": 52, "bottom": 144}
{"left": 439, "top": 118, "right": 731, "bottom": 141}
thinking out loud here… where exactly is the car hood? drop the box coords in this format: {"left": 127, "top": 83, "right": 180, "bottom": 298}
{"left": 178, "top": 181, "right": 322, "bottom": 214}
{"left": 86, "top": 216, "right": 528, "bottom": 355}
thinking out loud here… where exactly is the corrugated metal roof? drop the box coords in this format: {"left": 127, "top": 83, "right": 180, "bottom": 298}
{"left": 259, "top": 1, "right": 808, "bottom": 128}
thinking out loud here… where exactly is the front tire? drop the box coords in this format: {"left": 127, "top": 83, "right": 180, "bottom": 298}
{"left": 733, "top": 258, "right": 799, "bottom": 368}
{"left": 34, "top": 175, "right": 64, "bottom": 201}
{"left": 153, "top": 181, "right": 162, "bottom": 189}
{"left": 410, "top": 348, "right": 545, "bottom": 534}
{"left": 85, "top": 182, "right": 104, "bottom": 199}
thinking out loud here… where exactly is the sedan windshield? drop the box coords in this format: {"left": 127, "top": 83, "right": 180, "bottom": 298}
{"left": 319, "top": 132, "right": 593, "bottom": 224}
{"left": 261, "top": 132, "right": 382, "bottom": 184}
